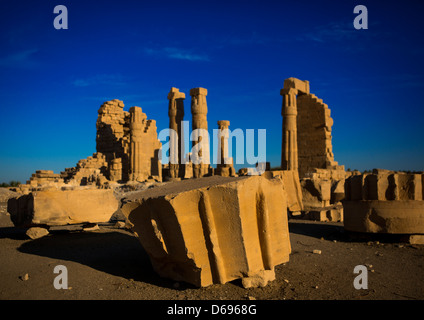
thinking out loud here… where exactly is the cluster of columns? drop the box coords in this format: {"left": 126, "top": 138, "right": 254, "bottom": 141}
{"left": 167, "top": 87, "right": 235, "bottom": 179}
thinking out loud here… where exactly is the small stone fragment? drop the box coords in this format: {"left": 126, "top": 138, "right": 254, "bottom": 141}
{"left": 114, "top": 221, "right": 126, "bottom": 229}
{"left": 26, "top": 227, "right": 49, "bottom": 240}
{"left": 83, "top": 223, "right": 100, "bottom": 232}
{"left": 20, "top": 273, "right": 29, "bottom": 281}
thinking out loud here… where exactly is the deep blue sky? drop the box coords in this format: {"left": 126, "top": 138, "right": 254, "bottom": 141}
{"left": 0, "top": 0, "right": 423, "bottom": 183}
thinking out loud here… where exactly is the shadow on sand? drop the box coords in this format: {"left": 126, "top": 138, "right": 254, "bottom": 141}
{"left": 288, "top": 220, "right": 345, "bottom": 240}
{"left": 288, "top": 219, "right": 409, "bottom": 243}
{"left": 16, "top": 228, "right": 193, "bottom": 290}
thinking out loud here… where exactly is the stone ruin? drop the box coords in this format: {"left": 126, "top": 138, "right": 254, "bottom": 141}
{"left": 7, "top": 77, "right": 424, "bottom": 288}
{"left": 121, "top": 175, "right": 292, "bottom": 288}
{"left": 280, "top": 77, "right": 345, "bottom": 222}
{"left": 343, "top": 169, "right": 424, "bottom": 244}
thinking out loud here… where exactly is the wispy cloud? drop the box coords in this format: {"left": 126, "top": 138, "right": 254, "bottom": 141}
{"left": 298, "top": 21, "right": 358, "bottom": 43}
{"left": 144, "top": 47, "right": 210, "bottom": 62}
{"left": 72, "top": 74, "right": 127, "bottom": 87}
{"left": 0, "top": 48, "right": 39, "bottom": 68}
{"left": 297, "top": 21, "right": 383, "bottom": 44}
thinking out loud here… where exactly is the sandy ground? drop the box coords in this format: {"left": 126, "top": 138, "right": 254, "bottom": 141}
{"left": 1, "top": 190, "right": 423, "bottom": 303}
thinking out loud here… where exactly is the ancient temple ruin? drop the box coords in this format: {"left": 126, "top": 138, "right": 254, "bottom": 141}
{"left": 281, "top": 78, "right": 345, "bottom": 221}
{"left": 281, "top": 78, "right": 344, "bottom": 178}
{"left": 95, "top": 99, "right": 162, "bottom": 183}
{"left": 7, "top": 76, "right": 424, "bottom": 288}
{"left": 344, "top": 169, "right": 424, "bottom": 243}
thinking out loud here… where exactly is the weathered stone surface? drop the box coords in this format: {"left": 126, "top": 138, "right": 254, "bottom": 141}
{"left": 168, "top": 87, "right": 185, "bottom": 179}
{"left": 263, "top": 170, "right": 303, "bottom": 213}
{"left": 283, "top": 77, "right": 310, "bottom": 94}
{"left": 129, "top": 106, "right": 162, "bottom": 182}
{"left": 280, "top": 77, "right": 344, "bottom": 179}
{"left": 281, "top": 87, "right": 299, "bottom": 171}
{"left": 216, "top": 120, "right": 236, "bottom": 177}
{"left": 343, "top": 200, "right": 424, "bottom": 234}
{"left": 8, "top": 188, "right": 119, "bottom": 226}
{"left": 305, "top": 205, "right": 343, "bottom": 222}
{"left": 121, "top": 175, "right": 291, "bottom": 288}
{"left": 190, "top": 87, "right": 210, "bottom": 178}
{"left": 296, "top": 92, "right": 343, "bottom": 178}
{"left": 27, "top": 170, "right": 64, "bottom": 188}
{"left": 344, "top": 170, "right": 424, "bottom": 234}
{"left": 96, "top": 99, "right": 130, "bottom": 181}
{"left": 408, "top": 235, "right": 424, "bottom": 245}
{"left": 26, "top": 227, "right": 49, "bottom": 239}
{"left": 345, "top": 171, "right": 423, "bottom": 201}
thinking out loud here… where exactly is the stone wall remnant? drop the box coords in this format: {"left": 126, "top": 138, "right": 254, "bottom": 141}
{"left": 296, "top": 91, "right": 344, "bottom": 179}
{"left": 280, "top": 77, "right": 344, "bottom": 179}
{"left": 280, "top": 78, "right": 346, "bottom": 221}
{"left": 96, "top": 99, "right": 130, "bottom": 181}
{"left": 27, "top": 170, "right": 64, "bottom": 188}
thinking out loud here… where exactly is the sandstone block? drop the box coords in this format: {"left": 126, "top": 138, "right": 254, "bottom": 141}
{"left": 408, "top": 235, "right": 424, "bottom": 245}
{"left": 283, "top": 78, "right": 310, "bottom": 94}
{"left": 343, "top": 200, "right": 424, "bottom": 234}
{"left": 121, "top": 176, "right": 291, "bottom": 288}
{"left": 263, "top": 170, "right": 303, "bottom": 212}
{"left": 8, "top": 188, "right": 119, "bottom": 226}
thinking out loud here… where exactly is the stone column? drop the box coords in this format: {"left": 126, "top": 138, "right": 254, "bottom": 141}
{"left": 129, "top": 106, "right": 144, "bottom": 181}
{"left": 168, "top": 87, "right": 185, "bottom": 179}
{"left": 190, "top": 87, "right": 210, "bottom": 178}
{"left": 216, "top": 120, "right": 235, "bottom": 177}
{"left": 281, "top": 87, "right": 298, "bottom": 171}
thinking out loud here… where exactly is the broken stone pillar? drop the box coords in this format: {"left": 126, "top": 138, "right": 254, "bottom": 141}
{"left": 129, "top": 106, "right": 144, "bottom": 182}
{"left": 190, "top": 87, "right": 210, "bottom": 178}
{"left": 216, "top": 120, "right": 235, "bottom": 177}
{"left": 281, "top": 87, "right": 299, "bottom": 171}
{"left": 168, "top": 87, "right": 185, "bottom": 180}
{"left": 121, "top": 175, "right": 291, "bottom": 288}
